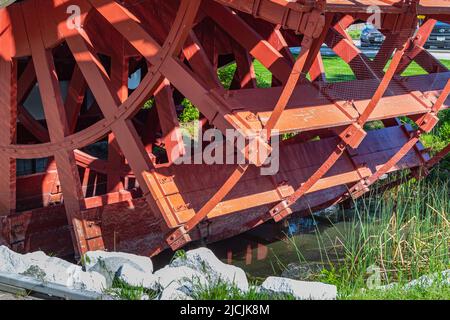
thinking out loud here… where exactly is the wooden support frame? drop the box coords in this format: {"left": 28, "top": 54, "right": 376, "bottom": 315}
{"left": 0, "top": 0, "right": 448, "bottom": 258}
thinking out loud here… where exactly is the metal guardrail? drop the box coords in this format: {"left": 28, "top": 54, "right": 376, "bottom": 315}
{"left": 0, "top": 271, "right": 107, "bottom": 300}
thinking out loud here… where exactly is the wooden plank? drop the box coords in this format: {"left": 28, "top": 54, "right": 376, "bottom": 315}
{"left": 87, "top": 0, "right": 161, "bottom": 61}
{"left": 22, "top": 0, "right": 90, "bottom": 255}
{"left": 0, "top": 57, "right": 17, "bottom": 216}
{"left": 183, "top": 32, "right": 222, "bottom": 90}
{"left": 203, "top": 0, "right": 292, "bottom": 83}
{"left": 65, "top": 65, "right": 87, "bottom": 134}
{"left": 154, "top": 80, "right": 185, "bottom": 164}
{"left": 229, "top": 74, "right": 441, "bottom": 133}
{"left": 0, "top": 10, "right": 17, "bottom": 218}
{"left": 231, "top": 43, "right": 257, "bottom": 89}
{"left": 107, "top": 40, "right": 128, "bottom": 192}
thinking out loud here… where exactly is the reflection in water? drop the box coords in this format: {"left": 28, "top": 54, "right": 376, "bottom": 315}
{"left": 208, "top": 216, "right": 340, "bottom": 279}
{"left": 153, "top": 213, "right": 349, "bottom": 279}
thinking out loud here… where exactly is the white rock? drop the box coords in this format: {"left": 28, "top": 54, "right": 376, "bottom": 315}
{"left": 153, "top": 266, "right": 210, "bottom": 300}
{"left": 0, "top": 246, "right": 106, "bottom": 293}
{"left": 374, "top": 270, "right": 450, "bottom": 292}
{"left": 404, "top": 270, "right": 450, "bottom": 289}
{"left": 23, "top": 250, "right": 107, "bottom": 293}
{"left": 370, "top": 282, "right": 399, "bottom": 291}
{"left": 72, "top": 268, "right": 108, "bottom": 293}
{"left": 154, "top": 265, "right": 208, "bottom": 289}
{"left": 159, "top": 282, "right": 194, "bottom": 301}
{"left": 84, "top": 251, "right": 153, "bottom": 273}
{"left": 84, "top": 251, "right": 153, "bottom": 285}
{"left": 23, "top": 251, "right": 75, "bottom": 282}
{"left": 170, "top": 248, "right": 248, "bottom": 292}
{"left": 0, "top": 246, "right": 29, "bottom": 274}
{"left": 117, "top": 263, "right": 159, "bottom": 291}
{"left": 23, "top": 251, "right": 76, "bottom": 282}
{"left": 260, "top": 277, "right": 337, "bottom": 300}
{"left": 314, "top": 205, "right": 339, "bottom": 217}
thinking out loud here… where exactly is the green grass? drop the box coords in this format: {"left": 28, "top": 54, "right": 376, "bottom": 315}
{"left": 346, "top": 281, "right": 450, "bottom": 300}
{"left": 191, "top": 281, "right": 295, "bottom": 300}
{"left": 218, "top": 61, "right": 272, "bottom": 88}
{"left": 103, "top": 267, "right": 295, "bottom": 300}
{"left": 104, "top": 278, "right": 158, "bottom": 300}
{"left": 421, "top": 109, "right": 450, "bottom": 154}
{"left": 219, "top": 56, "right": 450, "bottom": 85}
{"left": 348, "top": 30, "right": 362, "bottom": 40}
{"left": 323, "top": 57, "right": 450, "bottom": 80}
{"left": 319, "top": 56, "right": 356, "bottom": 82}
{"left": 104, "top": 273, "right": 450, "bottom": 300}
{"left": 283, "top": 172, "right": 450, "bottom": 300}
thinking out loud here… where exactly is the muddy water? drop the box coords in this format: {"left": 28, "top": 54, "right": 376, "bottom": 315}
{"left": 154, "top": 214, "right": 352, "bottom": 279}
{"left": 209, "top": 216, "right": 350, "bottom": 279}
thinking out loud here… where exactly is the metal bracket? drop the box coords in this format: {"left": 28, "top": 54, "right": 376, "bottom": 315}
{"left": 269, "top": 199, "right": 293, "bottom": 223}
{"left": 166, "top": 225, "right": 192, "bottom": 251}
{"left": 335, "top": 123, "right": 367, "bottom": 149}
{"left": 417, "top": 112, "right": 439, "bottom": 133}
{"left": 348, "top": 179, "right": 371, "bottom": 199}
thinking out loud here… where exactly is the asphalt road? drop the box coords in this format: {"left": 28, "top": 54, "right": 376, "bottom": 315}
{"left": 291, "top": 41, "right": 450, "bottom": 60}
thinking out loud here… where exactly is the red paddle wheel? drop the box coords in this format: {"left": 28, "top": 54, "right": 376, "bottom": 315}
{"left": 0, "top": 0, "right": 449, "bottom": 258}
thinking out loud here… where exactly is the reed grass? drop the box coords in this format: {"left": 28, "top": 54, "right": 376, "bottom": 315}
{"left": 289, "top": 171, "right": 450, "bottom": 299}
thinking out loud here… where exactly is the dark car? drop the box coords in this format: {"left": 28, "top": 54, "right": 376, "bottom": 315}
{"left": 360, "top": 24, "right": 385, "bottom": 47}
{"left": 425, "top": 21, "right": 450, "bottom": 49}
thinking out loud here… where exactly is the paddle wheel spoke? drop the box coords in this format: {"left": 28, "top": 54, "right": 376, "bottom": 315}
{"left": 22, "top": 0, "right": 94, "bottom": 255}
{"left": 0, "top": 54, "right": 17, "bottom": 217}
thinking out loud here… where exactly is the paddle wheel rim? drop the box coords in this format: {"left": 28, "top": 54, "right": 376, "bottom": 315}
{"left": 0, "top": 0, "right": 448, "bottom": 258}
{"left": 0, "top": 0, "right": 200, "bottom": 157}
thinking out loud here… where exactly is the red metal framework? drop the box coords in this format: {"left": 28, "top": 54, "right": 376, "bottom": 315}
{"left": 0, "top": 0, "right": 449, "bottom": 258}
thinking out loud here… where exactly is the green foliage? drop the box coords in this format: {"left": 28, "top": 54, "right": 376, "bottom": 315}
{"left": 80, "top": 254, "right": 91, "bottom": 268}
{"left": 281, "top": 171, "right": 450, "bottom": 299}
{"left": 421, "top": 109, "right": 450, "bottom": 157}
{"left": 321, "top": 56, "right": 356, "bottom": 82}
{"left": 347, "top": 30, "right": 362, "bottom": 40}
{"left": 143, "top": 98, "right": 155, "bottom": 110}
{"left": 105, "top": 278, "right": 159, "bottom": 301}
{"left": 217, "top": 64, "right": 237, "bottom": 89}
{"left": 346, "top": 281, "right": 450, "bottom": 300}
{"left": 253, "top": 61, "right": 272, "bottom": 88}
{"left": 319, "top": 58, "right": 450, "bottom": 82}
{"left": 217, "top": 60, "right": 272, "bottom": 89}
{"left": 364, "top": 121, "right": 385, "bottom": 131}
{"left": 179, "top": 98, "right": 200, "bottom": 123}
{"left": 317, "top": 267, "right": 341, "bottom": 287}
{"left": 191, "top": 281, "right": 295, "bottom": 300}
{"left": 172, "top": 249, "right": 187, "bottom": 262}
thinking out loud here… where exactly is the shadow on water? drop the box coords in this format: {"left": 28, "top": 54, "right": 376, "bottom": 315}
{"left": 153, "top": 208, "right": 355, "bottom": 280}
{"left": 208, "top": 215, "right": 349, "bottom": 279}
